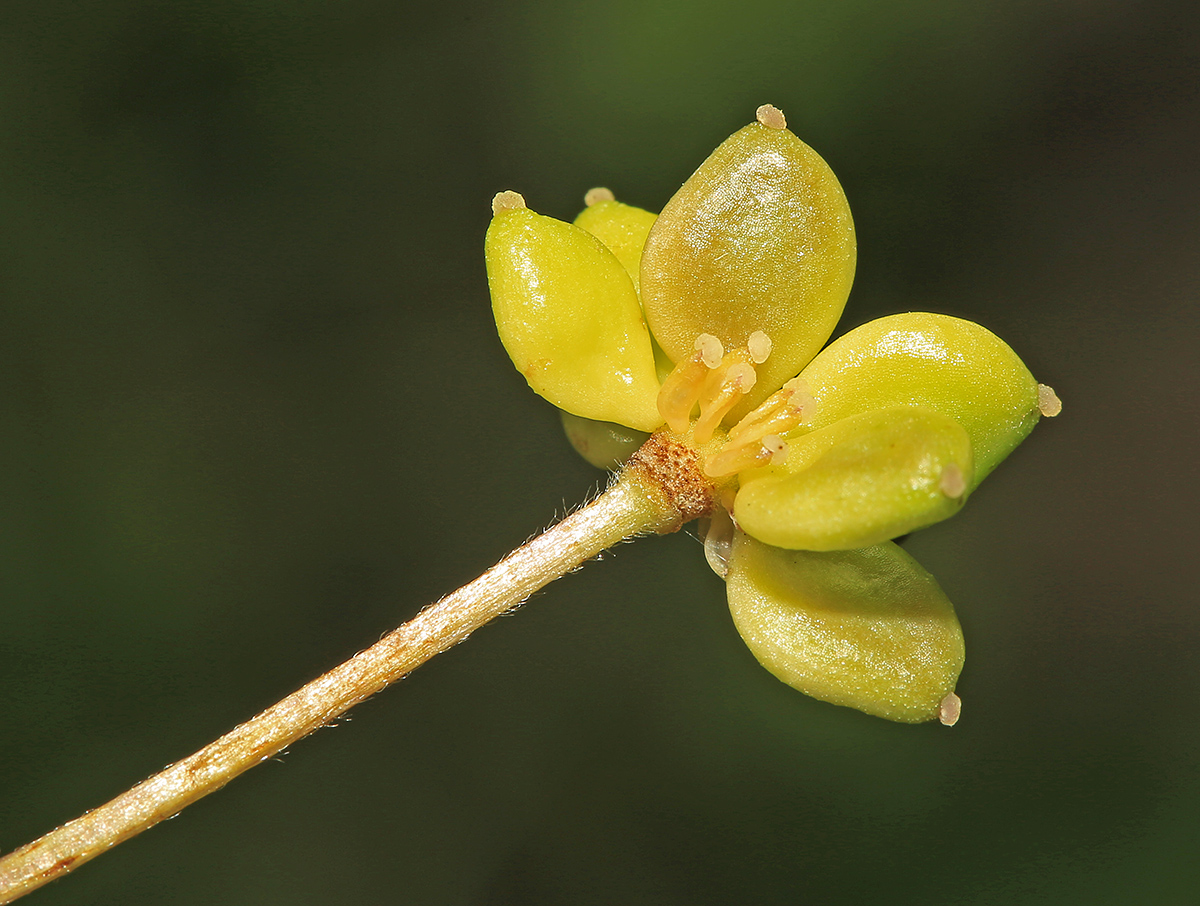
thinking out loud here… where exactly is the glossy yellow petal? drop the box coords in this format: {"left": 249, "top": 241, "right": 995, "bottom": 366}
{"left": 796, "top": 313, "right": 1041, "bottom": 484}
{"left": 735, "top": 407, "right": 973, "bottom": 550}
{"left": 573, "top": 197, "right": 657, "bottom": 295}
{"left": 726, "top": 532, "right": 964, "bottom": 723}
{"left": 485, "top": 203, "right": 663, "bottom": 432}
{"left": 640, "top": 114, "right": 856, "bottom": 416}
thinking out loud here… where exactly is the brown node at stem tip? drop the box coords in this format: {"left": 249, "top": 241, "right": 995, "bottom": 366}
{"left": 491, "top": 190, "right": 526, "bottom": 215}
{"left": 755, "top": 104, "right": 787, "bottom": 130}
{"left": 584, "top": 186, "right": 615, "bottom": 207}
{"left": 1037, "top": 383, "right": 1062, "bottom": 417}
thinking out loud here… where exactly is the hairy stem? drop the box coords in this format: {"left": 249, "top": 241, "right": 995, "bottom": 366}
{"left": 0, "top": 452, "right": 709, "bottom": 903}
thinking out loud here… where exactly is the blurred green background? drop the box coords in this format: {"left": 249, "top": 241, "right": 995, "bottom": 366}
{"left": 3, "top": 1, "right": 1198, "bottom": 903}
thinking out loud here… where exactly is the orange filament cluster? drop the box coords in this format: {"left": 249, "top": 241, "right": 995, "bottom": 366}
{"left": 657, "top": 332, "right": 817, "bottom": 479}
{"left": 657, "top": 334, "right": 758, "bottom": 443}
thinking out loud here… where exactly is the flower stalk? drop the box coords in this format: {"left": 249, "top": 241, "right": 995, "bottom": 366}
{"left": 0, "top": 461, "right": 704, "bottom": 903}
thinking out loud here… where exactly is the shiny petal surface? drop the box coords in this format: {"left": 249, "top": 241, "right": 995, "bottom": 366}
{"left": 727, "top": 533, "right": 964, "bottom": 723}
{"left": 640, "top": 122, "right": 856, "bottom": 416}
{"left": 796, "top": 313, "right": 1040, "bottom": 484}
{"left": 735, "top": 407, "right": 974, "bottom": 550}
{"left": 573, "top": 199, "right": 657, "bottom": 295}
{"left": 486, "top": 207, "right": 663, "bottom": 432}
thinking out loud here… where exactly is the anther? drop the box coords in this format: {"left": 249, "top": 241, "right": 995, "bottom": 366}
{"left": 694, "top": 361, "right": 757, "bottom": 443}
{"left": 940, "top": 463, "right": 967, "bottom": 499}
{"left": 656, "top": 335, "right": 735, "bottom": 433}
{"left": 584, "top": 186, "right": 615, "bottom": 206}
{"left": 747, "top": 330, "right": 772, "bottom": 364}
{"left": 728, "top": 377, "right": 812, "bottom": 445}
{"left": 657, "top": 352, "right": 710, "bottom": 433}
{"left": 1037, "top": 383, "right": 1062, "bottom": 417}
{"left": 755, "top": 104, "right": 787, "bottom": 130}
{"left": 696, "top": 333, "right": 724, "bottom": 369}
{"left": 491, "top": 190, "right": 526, "bottom": 215}
{"left": 704, "top": 434, "right": 786, "bottom": 478}
{"left": 938, "top": 692, "right": 962, "bottom": 727}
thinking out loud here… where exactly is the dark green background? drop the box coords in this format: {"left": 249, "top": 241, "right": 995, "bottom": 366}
{"left": 3, "top": 1, "right": 1198, "bottom": 903}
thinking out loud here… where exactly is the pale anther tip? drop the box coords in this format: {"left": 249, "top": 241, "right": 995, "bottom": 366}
{"left": 583, "top": 186, "right": 615, "bottom": 207}
{"left": 755, "top": 104, "right": 787, "bottom": 130}
{"left": 728, "top": 362, "right": 757, "bottom": 391}
{"left": 940, "top": 463, "right": 967, "bottom": 499}
{"left": 747, "top": 330, "right": 772, "bottom": 364}
{"left": 696, "top": 334, "right": 724, "bottom": 369}
{"left": 491, "top": 190, "right": 526, "bottom": 215}
{"left": 939, "top": 692, "right": 962, "bottom": 726}
{"left": 1037, "top": 383, "right": 1062, "bottom": 417}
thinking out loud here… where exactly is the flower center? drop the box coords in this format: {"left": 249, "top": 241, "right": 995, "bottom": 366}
{"left": 656, "top": 332, "right": 816, "bottom": 479}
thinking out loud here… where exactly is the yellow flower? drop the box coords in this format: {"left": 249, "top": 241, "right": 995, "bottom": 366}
{"left": 485, "top": 105, "right": 1060, "bottom": 723}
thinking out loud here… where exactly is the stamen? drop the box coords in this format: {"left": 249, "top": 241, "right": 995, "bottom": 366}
{"left": 657, "top": 351, "right": 710, "bottom": 433}
{"left": 940, "top": 463, "right": 967, "bottom": 499}
{"left": 694, "top": 361, "right": 756, "bottom": 443}
{"left": 755, "top": 104, "right": 787, "bottom": 130}
{"left": 938, "top": 692, "right": 962, "bottom": 727}
{"left": 491, "top": 190, "right": 526, "bottom": 215}
{"left": 762, "top": 434, "right": 788, "bottom": 465}
{"left": 584, "top": 186, "right": 615, "bottom": 206}
{"left": 1037, "top": 383, "right": 1062, "bottom": 417}
{"left": 696, "top": 333, "right": 724, "bottom": 369}
{"left": 728, "top": 377, "right": 812, "bottom": 444}
{"left": 747, "top": 330, "right": 772, "bottom": 364}
{"left": 704, "top": 435, "right": 785, "bottom": 478}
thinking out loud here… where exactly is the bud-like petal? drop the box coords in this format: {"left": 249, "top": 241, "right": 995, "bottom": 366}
{"left": 726, "top": 533, "right": 964, "bottom": 723}
{"left": 486, "top": 205, "right": 663, "bottom": 432}
{"left": 795, "top": 313, "right": 1041, "bottom": 485}
{"left": 640, "top": 118, "right": 856, "bottom": 418}
{"left": 735, "top": 407, "right": 974, "bottom": 550}
{"left": 573, "top": 198, "right": 657, "bottom": 295}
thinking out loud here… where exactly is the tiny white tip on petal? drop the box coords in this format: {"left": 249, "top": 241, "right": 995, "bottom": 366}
{"left": 940, "top": 463, "right": 967, "bottom": 499}
{"left": 584, "top": 186, "right": 615, "bottom": 206}
{"left": 747, "top": 330, "right": 772, "bottom": 364}
{"left": 695, "top": 334, "right": 725, "bottom": 369}
{"left": 939, "top": 692, "right": 962, "bottom": 726}
{"left": 755, "top": 104, "right": 787, "bottom": 130}
{"left": 1037, "top": 383, "right": 1062, "bottom": 417}
{"left": 491, "top": 190, "right": 526, "bottom": 215}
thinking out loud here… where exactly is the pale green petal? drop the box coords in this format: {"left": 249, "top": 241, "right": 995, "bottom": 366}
{"left": 735, "top": 407, "right": 973, "bottom": 551}
{"left": 573, "top": 199, "right": 657, "bottom": 295}
{"left": 559, "top": 410, "right": 648, "bottom": 470}
{"left": 726, "top": 533, "right": 964, "bottom": 723}
{"left": 485, "top": 207, "right": 664, "bottom": 432}
{"left": 796, "top": 313, "right": 1040, "bottom": 484}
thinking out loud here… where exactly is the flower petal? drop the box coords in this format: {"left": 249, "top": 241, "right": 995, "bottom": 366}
{"left": 795, "top": 313, "right": 1041, "bottom": 484}
{"left": 486, "top": 204, "right": 663, "bottom": 432}
{"left": 640, "top": 116, "right": 856, "bottom": 416}
{"left": 726, "top": 532, "right": 964, "bottom": 723}
{"left": 573, "top": 198, "right": 657, "bottom": 295}
{"left": 735, "top": 407, "right": 974, "bottom": 550}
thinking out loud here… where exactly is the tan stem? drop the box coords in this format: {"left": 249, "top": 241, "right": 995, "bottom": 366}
{"left": 0, "top": 468, "right": 690, "bottom": 903}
